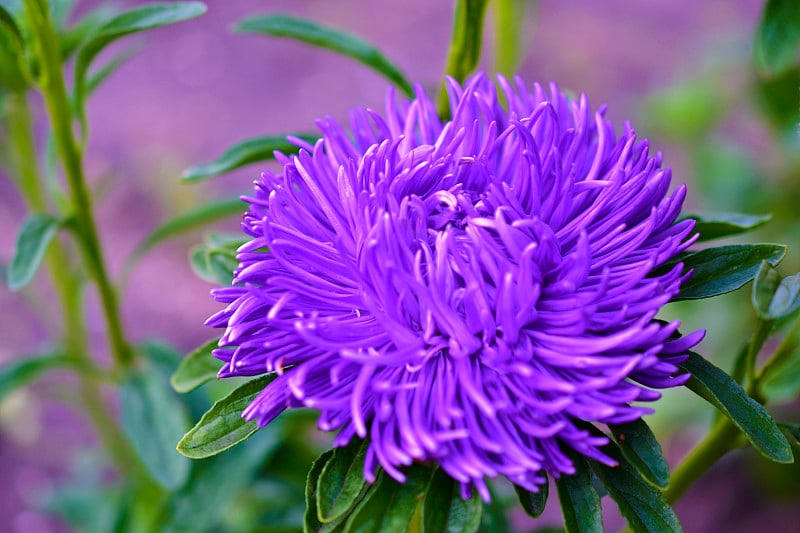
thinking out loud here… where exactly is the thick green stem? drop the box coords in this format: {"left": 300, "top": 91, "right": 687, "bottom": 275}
{"left": 745, "top": 319, "right": 772, "bottom": 385}
{"left": 492, "top": 0, "right": 528, "bottom": 76}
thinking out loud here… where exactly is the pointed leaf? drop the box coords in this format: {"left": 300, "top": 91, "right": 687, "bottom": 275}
{"left": 305, "top": 449, "right": 346, "bottom": 533}
{"left": 422, "top": 467, "right": 482, "bottom": 533}
{"left": 513, "top": 474, "right": 548, "bottom": 519}
{"left": 182, "top": 133, "right": 317, "bottom": 182}
{"left": 682, "top": 351, "right": 792, "bottom": 463}
{"left": 668, "top": 243, "right": 786, "bottom": 300}
{"left": 756, "top": 0, "right": 800, "bottom": 76}
{"left": 683, "top": 212, "right": 771, "bottom": 242}
{"left": 236, "top": 14, "right": 414, "bottom": 97}
{"left": 8, "top": 213, "right": 61, "bottom": 291}
{"left": 608, "top": 419, "right": 670, "bottom": 488}
{"left": 556, "top": 457, "right": 603, "bottom": 533}
{"left": 177, "top": 374, "right": 274, "bottom": 459}
{"left": 752, "top": 262, "right": 800, "bottom": 321}
{"left": 317, "top": 439, "right": 369, "bottom": 523}
{"left": 121, "top": 364, "right": 191, "bottom": 489}
{"left": 0, "top": 352, "right": 72, "bottom": 402}
{"left": 170, "top": 338, "right": 224, "bottom": 393}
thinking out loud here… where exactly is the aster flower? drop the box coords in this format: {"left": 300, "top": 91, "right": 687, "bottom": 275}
{"left": 206, "top": 74, "right": 704, "bottom": 500}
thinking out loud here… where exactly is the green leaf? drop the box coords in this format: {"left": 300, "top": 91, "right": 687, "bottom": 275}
{"left": 608, "top": 419, "right": 670, "bottom": 488}
{"left": 683, "top": 212, "right": 772, "bottom": 242}
{"left": 755, "top": 66, "right": 800, "bottom": 132}
{"left": 682, "top": 351, "right": 793, "bottom": 463}
{"left": 590, "top": 443, "right": 682, "bottom": 533}
{"left": 74, "top": 2, "right": 207, "bottom": 130}
{"left": 668, "top": 243, "right": 786, "bottom": 300}
{"left": 753, "top": 263, "right": 800, "bottom": 321}
{"left": 236, "top": 14, "right": 414, "bottom": 97}
{"left": 305, "top": 449, "right": 346, "bottom": 533}
{"left": 170, "top": 338, "right": 223, "bottom": 393}
{"left": 0, "top": 3, "right": 29, "bottom": 91}
{"left": 344, "top": 465, "right": 433, "bottom": 533}
{"left": 422, "top": 467, "right": 482, "bottom": 533}
{"left": 640, "top": 82, "right": 727, "bottom": 139}
{"left": 555, "top": 457, "right": 603, "bottom": 533}
{"left": 752, "top": 261, "right": 782, "bottom": 319}
{"left": 513, "top": 474, "right": 548, "bottom": 519}
{"left": 755, "top": 0, "right": 800, "bottom": 76}
{"left": 779, "top": 423, "right": 800, "bottom": 446}
{"left": 0, "top": 352, "right": 72, "bottom": 402}
{"left": 182, "top": 133, "right": 317, "bottom": 182}
{"left": 317, "top": 439, "right": 369, "bottom": 523}
{"left": 189, "top": 233, "right": 247, "bottom": 286}
{"left": 8, "top": 213, "right": 61, "bottom": 291}
{"left": 121, "top": 363, "right": 191, "bottom": 489}
{"left": 85, "top": 45, "right": 139, "bottom": 96}
{"left": 177, "top": 374, "right": 274, "bottom": 459}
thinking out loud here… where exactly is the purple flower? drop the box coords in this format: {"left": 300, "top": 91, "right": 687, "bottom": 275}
{"left": 206, "top": 74, "right": 703, "bottom": 500}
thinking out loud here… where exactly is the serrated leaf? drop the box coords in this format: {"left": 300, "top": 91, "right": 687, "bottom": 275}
{"left": 608, "top": 419, "right": 670, "bottom": 488}
{"left": 317, "top": 439, "right": 369, "bottom": 523}
{"left": 121, "top": 364, "right": 191, "bottom": 489}
{"left": 0, "top": 352, "right": 72, "bottom": 402}
{"left": 422, "top": 467, "right": 482, "bottom": 533}
{"left": 683, "top": 212, "right": 772, "bottom": 242}
{"left": 668, "top": 243, "right": 786, "bottom": 300}
{"left": 556, "top": 457, "right": 603, "bottom": 533}
{"left": 590, "top": 443, "right": 682, "bottom": 533}
{"left": 177, "top": 374, "right": 273, "bottom": 459}
{"left": 8, "top": 213, "right": 61, "bottom": 291}
{"left": 682, "top": 351, "right": 793, "bottom": 463}
{"left": 513, "top": 474, "right": 548, "bottom": 519}
{"left": 170, "top": 338, "right": 224, "bottom": 393}
{"left": 236, "top": 14, "right": 414, "bottom": 97}
{"left": 344, "top": 465, "right": 433, "bottom": 533}
{"left": 182, "top": 133, "right": 317, "bottom": 182}
{"left": 305, "top": 449, "right": 346, "bottom": 533}
{"left": 756, "top": 0, "right": 800, "bottom": 76}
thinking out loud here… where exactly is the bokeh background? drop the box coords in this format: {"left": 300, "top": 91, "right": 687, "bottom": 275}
{"left": 1, "top": 0, "right": 799, "bottom": 531}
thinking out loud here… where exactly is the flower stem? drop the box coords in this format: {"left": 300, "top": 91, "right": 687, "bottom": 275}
{"left": 745, "top": 318, "right": 772, "bottom": 385}
{"left": 492, "top": 0, "right": 530, "bottom": 76}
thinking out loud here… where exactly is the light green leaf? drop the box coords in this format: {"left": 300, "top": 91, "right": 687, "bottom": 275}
{"left": 121, "top": 363, "right": 191, "bottom": 489}
{"left": 752, "top": 262, "right": 800, "bottom": 321}
{"left": 556, "top": 457, "right": 603, "bottom": 533}
{"left": 755, "top": 0, "right": 800, "bottom": 76}
{"left": 0, "top": 352, "right": 72, "bottom": 402}
{"left": 682, "top": 351, "right": 793, "bottom": 463}
{"left": 8, "top": 213, "right": 61, "bottom": 291}
{"left": 177, "top": 374, "right": 273, "bottom": 459}
{"left": 317, "top": 439, "right": 369, "bottom": 523}
{"left": 422, "top": 467, "right": 482, "bottom": 533}
{"left": 189, "top": 233, "right": 245, "bottom": 286}
{"left": 608, "top": 419, "right": 670, "bottom": 488}
{"left": 683, "top": 212, "right": 772, "bottom": 242}
{"left": 170, "top": 338, "right": 223, "bottom": 393}
{"left": 513, "top": 474, "right": 548, "bottom": 519}
{"left": 182, "top": 133, "right": 317, "bottom": 182}
{"left": 236, "top": 14, "right": 414, "bottom": 97}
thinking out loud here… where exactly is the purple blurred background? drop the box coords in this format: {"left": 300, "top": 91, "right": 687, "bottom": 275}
{"left": 2, "top": 0, "right": 799, "bottom": 531}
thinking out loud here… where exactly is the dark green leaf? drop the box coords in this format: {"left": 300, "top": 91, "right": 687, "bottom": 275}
{"left": 170, "top": 338, "right": 223, "bottom": 393}
{"left": 755, "top": 0, "right": 800, "bottom": 76}
{"left": 344, "top": 465, "right": 433, "bottom": 533}
{"left": 668, "top": 243, "right": 786, "bottom": 300}
{"left": 682, "top": 351, "right": 793, "bottom": 463}
{"left": 8, "top": 213, "right": 61, "bottom": 291}
{"left": 513, "top": 474, "right": 548, "bottom": 518}
{"left": 683, "top": 212, "right": 771, "bottom": 242}
{"left": 0, "top": 4, "right": 28, "bottom": 91}
{"left": 182, "top": 133, "right": 317, "bottom": 182}
{"left": 0, "top": 352, "right": 72, "bottom": 402}
{"left": 236, "top": 14, "right": 414, "bottom": 97}
{"left": 121, "top": 364, "right": 191, "bottom": 489}
{"left": 317, "top": 439, "right": 369, "bottom": 523}
{"left": 422, "top": 467, "right": 482, "bottom": 533}
{"left": 305, "top": 449, "right": 346, "bottom": 533}
{"left": 590, "top": 443, "right": 682, "bottom": 533}
{"left": 608, "top": 419, "right": 670, "bottom": 488}
{"left": 779, "top": 423, "right": 800, "bottom": 446}
{"left": 755, "top": 66, "right": 800, "bottom": 132}
{"left": 555, "top": 457, "right": 603, "bottom": 533}
{"left": 177, "top": 374, "right": 274, "bottom": 459}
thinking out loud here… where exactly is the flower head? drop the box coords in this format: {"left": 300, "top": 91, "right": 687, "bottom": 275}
{"left": 206, "top": 74, "right": 703, "bottom": 499}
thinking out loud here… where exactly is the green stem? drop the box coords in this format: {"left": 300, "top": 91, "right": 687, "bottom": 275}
{"left": 757, "top": 313, "right": 800, "bottom": 383}
{"left": 492, "top": 0, "right": 528, "bottom": 76}
{"left": 436, "top": 0, "right": 490, "bottom": 118}
{"left": 23, "top": 0, "right": 133, "bottom": 369}
{"left": 745, "top": 319, "right": 772, "bottom": 385}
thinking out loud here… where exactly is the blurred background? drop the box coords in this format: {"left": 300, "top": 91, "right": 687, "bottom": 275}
{"left": 1, "top": 0, "right": 799, "bottom": 531}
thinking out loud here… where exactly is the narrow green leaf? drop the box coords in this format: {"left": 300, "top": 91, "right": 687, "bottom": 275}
{"left": 683, "top": 212, "right": 771, "bottom": 242}
{"left": 8, "top": 213, "right": 61, "bottom": 291}
{"left": 121, "top": 364, "right": 191, "bottom": 489}
{"left": 305, "top": 449, "right": 346, "bottom": 533}
{"left": 0, "top": 4, "right": 28, "bottom": 91}
{"left": 85, "top": 45, "right": 140, "bottom": 96}
{"left": 590, "top": 444, "right": 682, "bottom": 533}
{"left": 668, "top": 243, "right": 786, "bottom": 300}
{"left": 0, "top": 352, "right": 72, "bottom": 402}
{"left": 755, "top": 0, "right": 800, "bottom": 76}
{"left": 170, "top": 338, "right": 223, "bottom": 393}
{"left": 182, "top": 133, "right": 317, "bottom": 182}
{"left": 682, "top": 351, "right": 793, "bottom": 463}
{"left": 555, "top": 457, "right": 603, "bottom": 533}
{"left": 236, "top": 14, "right": 414, "bottom": 97}
{"left": 608, "top": 419, "right": 670, "bottom": 488}
{"left": 422, "top": 467, "right": 482, "bottom": 533}
{"left": 317, "top": 439, "right": 369, "bottom": 523}
{"left": 344, "top": 465, "right": 433, "bottom": 533}
{"left": 177, "top": 374, "right": 273, "bottom": 459}
{"left": 513, "top": 474, "right": 548, "bottom": 519}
